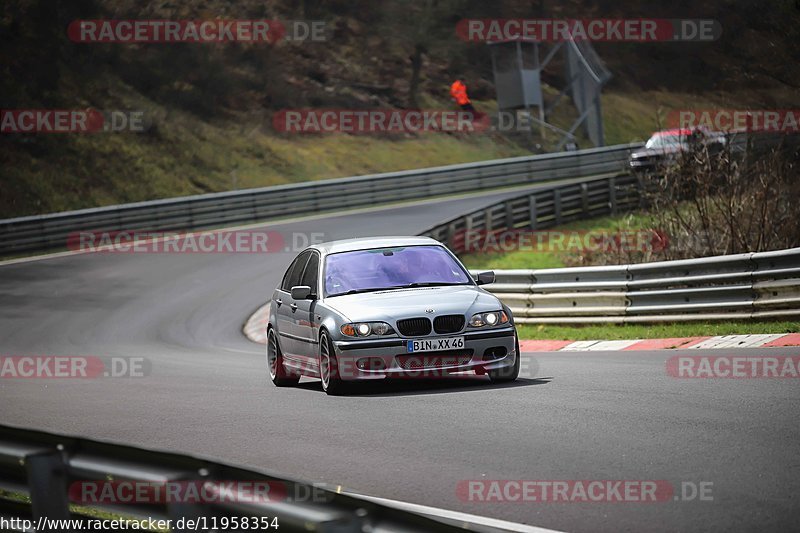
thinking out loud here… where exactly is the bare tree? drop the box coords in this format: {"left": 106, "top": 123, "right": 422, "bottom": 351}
{"left": 647, "top": 135, "right": 800, "bottom": 259}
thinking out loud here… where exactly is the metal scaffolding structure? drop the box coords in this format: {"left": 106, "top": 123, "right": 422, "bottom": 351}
{"left": 489, "top": 38, "right": 611, "bottom": 149}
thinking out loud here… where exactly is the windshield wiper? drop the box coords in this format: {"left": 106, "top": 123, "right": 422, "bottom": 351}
{"left": 331, "top": 282, "right": 466, "bottom": 297}
{"left": 332, "top": 286, "right": 406, "bottom": 296}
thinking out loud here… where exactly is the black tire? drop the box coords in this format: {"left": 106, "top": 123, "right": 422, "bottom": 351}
{"left": 267, "top": 328, "right": 300, "bottom": 387}
{"left": 319, "top": 330, "right": 349, "bottom": 395}
{"left": 488, "top": 333, "right": 521, "bottom": 383}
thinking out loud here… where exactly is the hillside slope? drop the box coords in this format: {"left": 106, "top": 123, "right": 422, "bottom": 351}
{"left": 1, "top": 0, "right": 798, "bottom": 217}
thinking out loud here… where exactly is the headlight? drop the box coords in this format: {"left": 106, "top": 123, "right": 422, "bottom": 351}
{"left": 341, "top": 321, "right": 395, "bottom": 337}
{"left": 469, "top": 310, "right": 509, "bottom": 328}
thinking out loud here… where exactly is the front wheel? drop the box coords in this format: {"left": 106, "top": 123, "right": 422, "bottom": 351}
{"left": 267, "top": 328, "right": 299, "bottom": 387}
{"left": 319, "top": 331, "right": 349, "bottom": 395}
{"left": 488, "top": 334, "right": 521, "bottom": 383}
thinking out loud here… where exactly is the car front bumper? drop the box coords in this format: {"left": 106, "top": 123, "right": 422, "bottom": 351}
{"left": 332, "top": 327, "right": 517, "bottom": 380}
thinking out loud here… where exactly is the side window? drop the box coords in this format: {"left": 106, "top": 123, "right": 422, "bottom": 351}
{"left": 300, "top": 252, "right": 320, "bottom": 293}
{"left": 281, "top": 252, "right": 310, "bottom": 291}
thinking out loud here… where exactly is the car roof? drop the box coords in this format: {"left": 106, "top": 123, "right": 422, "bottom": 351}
{"left": 309, "top": 236, "right": 442, "bottom": 255}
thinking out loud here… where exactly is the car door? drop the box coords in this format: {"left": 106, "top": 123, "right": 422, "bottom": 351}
{"left": 274, "top": 251, "right": 310, "bottom": 362}
{"left": 293, "top": 250, "right": 321, "bottom": 370}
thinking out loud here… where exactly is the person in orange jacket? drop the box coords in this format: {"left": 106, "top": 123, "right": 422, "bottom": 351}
{"left": 450, "top": 77, "right": 475, "bottom": 112}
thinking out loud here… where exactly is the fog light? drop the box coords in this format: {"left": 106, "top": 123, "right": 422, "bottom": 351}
{"left": 356, "top": 358, "right": 386, "bottom": 370}
{"left": 483, "top": 347, "right": 507, "bottom": 360}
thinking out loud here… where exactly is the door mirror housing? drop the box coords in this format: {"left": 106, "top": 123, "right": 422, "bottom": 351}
{"left": 291, "top": 285, "right": 314, "bottom": 300}
{"left": 475, "top": 271, "right": 495, "bottom": 285}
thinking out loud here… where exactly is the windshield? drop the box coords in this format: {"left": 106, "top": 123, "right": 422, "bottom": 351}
{"left": 645, "top": 134, "right": 687, "bottom": 149}
{"left": 324, "top": 245, "right": 472, "bottom": 296}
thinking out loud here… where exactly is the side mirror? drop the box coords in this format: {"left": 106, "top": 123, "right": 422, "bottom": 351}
{"left": 291, "top": 285, "right": 314, "bottom": 300}
{"left": 475, "top": 271, "right": 495, "bottom": 286}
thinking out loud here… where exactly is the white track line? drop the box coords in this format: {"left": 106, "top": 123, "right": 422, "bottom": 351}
{"left": 583, "top": 339, "right": 642, "bottom": 351}
{"left": 689, "top": 334, "right": 786, "bottom": 350}
{"left": 560, "top": 341, "right": 600, "bottom": 351}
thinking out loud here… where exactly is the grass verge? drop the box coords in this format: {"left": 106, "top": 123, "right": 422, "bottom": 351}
{"left": 459, "top": 212, "right": 657, "bottom": 270}
{"left": 516, "top": 321, "right": 800, "bottom": 341}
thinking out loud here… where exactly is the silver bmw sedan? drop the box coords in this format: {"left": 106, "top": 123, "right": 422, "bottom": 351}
{"left": 266, "top": 236, "right": 520, "bottom": 394}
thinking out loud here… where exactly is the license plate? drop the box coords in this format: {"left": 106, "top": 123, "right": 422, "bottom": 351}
{"left": 407, "top": 337, "right": 465, "bottom": 353}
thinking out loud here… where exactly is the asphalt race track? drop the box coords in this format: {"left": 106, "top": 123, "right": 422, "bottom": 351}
{"left": 1, "top": 186, "right": 798, "bottom": 532}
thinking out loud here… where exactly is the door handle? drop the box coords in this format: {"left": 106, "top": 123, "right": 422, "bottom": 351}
{"left": 290, "top": 303, "right": 298, "bottom": 312}
{"left": 275, "top": 299, "right": 282, "bottom": 307}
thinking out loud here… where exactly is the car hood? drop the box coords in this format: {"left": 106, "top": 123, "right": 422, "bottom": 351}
{"left": 323, "top": 285, "right": 501, "bottom": 322}
{"left": 630, "top": 145, "right": 685, "bottom": 159}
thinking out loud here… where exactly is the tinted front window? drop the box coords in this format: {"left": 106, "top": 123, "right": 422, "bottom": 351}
{"left": 281, "top": 251, "right": 310, "bottom": 291}
{"left": 324, "top": 245, "right": 471, "bottom": 297}
{"left": 300, "top": 252, "right": 319, "bottom": 292}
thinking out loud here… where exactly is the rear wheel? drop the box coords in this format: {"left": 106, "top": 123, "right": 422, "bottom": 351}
{"left": 488, "top": 333, "right": 521, "bottom": 383}
{"left": 267, "top": 328, "right": 299, "bottom": 387}
{"left": 319, "top": 331, "right": 348, "bottom": 395}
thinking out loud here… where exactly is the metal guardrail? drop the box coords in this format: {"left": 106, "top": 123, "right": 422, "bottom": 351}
{"left": 419, "top": 132, "right": 800, "bottom": 323}
{"left": 421, "top": 132, "right": 800, "bottom": 254}
{"left": 469, "top": 248, "right": 800, "bottom": 324}
{"left": 0, "top": 425, "right": 477, "bottom": 532}
{"left": 421, "top": 173, "right": 642, "bottom": 254}
{"left": 0, "top": 143, "right": 641, "bottom": 256}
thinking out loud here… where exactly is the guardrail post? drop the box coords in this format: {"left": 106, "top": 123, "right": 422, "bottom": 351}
{"left": 447, "top": 222, "right": 456, "bottom": 251}
{"left": 38, "top": 219, "right": 47, "bottom": 255}
{"left": 609, "top": 176, "right": 617, "bottom": 214}
{"left": 250, "top": 193, "right": 259, "bottom": 224}
{"left": 167, "top": 470, "right": 210, "bottom": 533}
{"left": 484, "top": 209, "right": 493, "bottom": 232}
{"left": 528, "top": 195, "right": 538, "bottom": 230}
{"left": 554, "top": 189, "right": 562, "bottom": 225}
{"left": 26, "top": 450, "right": 70, "bottom": 521}
{"left": 504, "top": 202, "right": 514, "bottom": 230}
{"left": 580, "top": 183, "right": 589, "bottom": 215}
{"left": 168, "top": 499, "right": 206, "bottom": 533}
